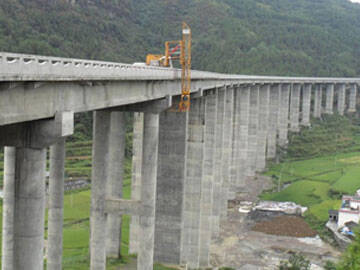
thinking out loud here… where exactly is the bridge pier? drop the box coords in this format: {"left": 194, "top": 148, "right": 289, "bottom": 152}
{"left": 348, "top": 84, "right": 357, "bottom": 112}
{"left": 267, "top": 84, "right": 280, "bottom": 159}
{"left": 301, "top": 84, "right": 312, "bottom": 126}
{"left": 2, "top": 147, "right": 16, "bottom": 270}
{"left": 236, "top": 86, "right": 250, "bottom": 188}
{"left": 337, "top": 84, "right": 346, "bottom": 115}
{"left": 0, "top": 112, "right": 73, "bottom": 270}
{"left": 90, "top": 110, "right": 111, "bottom": 270}
{"left": 290, "top": 84, "right": 301, "bottom": 132}
{"left": 256, "top": 84, "right": 270, "bottom": 171}
{"left": 223, "top": 87, "right": 234, "bottom": 199}
{"left": 246, "top": 85, "right": 259, "bottom": 176}
{"left": 230, "top": 86, "right": 241, "bottom": 195}
{"left": 154, "top": 110, "right": 188, "bottom": 264}
{"left": 199, "top": 91, "right": 218, "bottom": 266}
{"left": 129, "top": 112, "right": 144, "bottom": 255}
{"left": 325, "top": 84, "right": 334, "bottom": 114}
{"left": 137, "top": 112, "right": 160, "bottom": 270}
{"left": 278, "top": 84, "right": 290, "bottom": 146}
{"left": 180, "top": 98, "right": 206, "bottom": 268}
{"left": 105, "top": 112, "right": 126, "bottom": 258}
{"left": 215, "top": 88, "right": 227, "bottom": 220}
{"left": 14, "top": 148, "right": 46, "bottom": 270}
{"left": 47, "top": 139, "right": 66, "bottom": 270}
{"left": 313, "top": 84, "right": 323, "bottom": 118}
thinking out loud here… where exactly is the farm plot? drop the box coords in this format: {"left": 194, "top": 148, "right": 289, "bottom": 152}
{"left": 261, "top": 152, "right": 360, "bottom": 223}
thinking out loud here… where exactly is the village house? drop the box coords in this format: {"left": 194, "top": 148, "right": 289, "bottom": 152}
{"left": 329, "top": 190, "right": 360, "bottom": 228}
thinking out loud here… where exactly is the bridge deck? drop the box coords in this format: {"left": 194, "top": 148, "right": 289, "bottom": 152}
{"left": 0, "top": 52, "right": 359, "bottom": 127}
{"left": 0, "top": 52, "right": 359, "bottom": 83}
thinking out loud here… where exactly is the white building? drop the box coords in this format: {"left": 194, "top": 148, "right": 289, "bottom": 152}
{"left": 337, "top": 194, "right": 360, "bottom": 228}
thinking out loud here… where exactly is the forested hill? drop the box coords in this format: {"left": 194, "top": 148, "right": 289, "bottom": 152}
{"left": 1, "top": 0, "right": 360, "bottom": 76}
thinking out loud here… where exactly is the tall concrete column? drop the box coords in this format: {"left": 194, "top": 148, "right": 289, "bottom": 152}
{"left": 230, "top": 87, "right": 240, "bottom": 192}
{"left": 301, "top": 84, "right": 312, "bottom": 126}
{"left": 313, "top": 85, "right": 323, "bottom": 118}
{"left": 278, "top": 84, "right": 290, "bottom": 146}
{"left": 154, "top": 111, "right": 188, "bottom": 264}
{"left": 129, "top": 112, "right": 144, "bottom": 254}
{"left": 214, "top": 89, "right": 227, "bottom": 220}
{"left": 325, "top": 84, "right": 334, "bottom": 114}
{"left": 2, "top": 147, "right": 16, "bottom": 270}
{"left": 222, "top": 87, "right": 234, "bottom": 200}
{"left": 47, "top": 139, "right": 66, "bottom": 270}
{"left": 246, "top": 85, "right": 259, "bottom": 177}
{"left": 256, "top": 85, "right": 270, "bottom": 171}
{"left": 337, "top": 84, "right": 346, "bottom": 115}
{"left": 199, "top": 92, "right": 217, "bottom": 267}
{"left": 90, "top": 110, "right": 111, "bottom": 270}
{"left": 289, "top": 84, "right": 301, "bottom": 132}
{"left": 237, "top": 86, "right": 250, "bottom": 185}
{"left": 137, "top": 112, "right": 159, "bottom": 270}
{"left": 0, "top": 112, "right": 73, "bottom": 270}
{"left": 106, "top": 112, "right": 126, "bottom": 258}
{"left": 267, "top": 85, "right": 280, "bottom": 159}
{"left": 14, "top": 147, "right": 46, "bottom": 270}
{"left": 348, "top": 84, "right": 357, "bottom": 112}
{"left": 181, "top": 98, "right": 205, "bottom": 268}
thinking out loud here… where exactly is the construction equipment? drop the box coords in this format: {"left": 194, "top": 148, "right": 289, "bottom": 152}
{"left": 146, "top": 22, "right": 192, "bottom": 111}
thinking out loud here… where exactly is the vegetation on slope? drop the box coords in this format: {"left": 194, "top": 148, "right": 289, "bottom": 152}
{"left": 283, "top": 114, "right": 360, "bottom": 159}
{"left": 1, "top": 0, "right": 360, "bottom": 76}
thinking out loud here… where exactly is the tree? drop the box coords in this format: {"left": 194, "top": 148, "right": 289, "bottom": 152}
{"left": 337, "top": 230, "right": 360, "bottom": 270}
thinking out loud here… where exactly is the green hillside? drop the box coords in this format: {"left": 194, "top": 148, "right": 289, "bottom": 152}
{"left": 1, "top": 0, "right": 360, "bottom": 76}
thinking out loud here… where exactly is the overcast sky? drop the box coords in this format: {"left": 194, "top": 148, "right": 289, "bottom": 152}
{"left": 350, "top": 0, "right": 360, "bottom": 3}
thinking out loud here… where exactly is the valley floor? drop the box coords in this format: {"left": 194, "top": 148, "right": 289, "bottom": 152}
{"left": 210, "top": 175, "right": 340, "bottom": 270}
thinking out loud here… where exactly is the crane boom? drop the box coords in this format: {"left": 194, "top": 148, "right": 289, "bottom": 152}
{"left": 146, "top": 22, "right": 192, "bottom": 112}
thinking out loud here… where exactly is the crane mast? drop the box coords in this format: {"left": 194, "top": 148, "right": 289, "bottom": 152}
{"left": 179, "top": 22, "right": 191, "bottom": 112}
{"left": 145, "top": 22, "right": 192, "bottom": 112}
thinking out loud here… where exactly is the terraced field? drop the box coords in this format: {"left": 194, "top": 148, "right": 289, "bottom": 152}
{"left": 261, "top": 151, "right": 360, "bottom": 224}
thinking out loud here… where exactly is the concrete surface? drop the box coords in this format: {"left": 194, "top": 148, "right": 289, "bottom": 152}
{"left": 90, "top": 110, "right": 111, "bottom": 270}
{"left": 13, "top": 147, "right": 46, "bottom": 270}
{"left": 2, "top": 147, "right": 16, "bottom": 270}
{"left": 137, "top": 113, "right": 160, "bottom": 270}
{"left": 47, "top": 139, "right": 66, "bottom": 270}
{"left": 129, "top": 112, "right": 144, "bottom": 255}
{"left": 106, "top": 112, "right": 126, "bottom": 258}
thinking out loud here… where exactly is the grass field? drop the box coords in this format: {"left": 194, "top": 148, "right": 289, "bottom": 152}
{"left": 261, "top": 151, "right": 360, "bottom": 225}
{"left": 60, "top": 186, "right": 132, "bottom": 269}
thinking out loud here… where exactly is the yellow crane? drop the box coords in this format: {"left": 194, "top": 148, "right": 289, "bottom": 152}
{"left": 146, "top": 22, "right": 192, "bottom": 112}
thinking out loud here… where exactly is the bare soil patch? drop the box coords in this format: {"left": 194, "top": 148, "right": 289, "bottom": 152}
{"left": 252, "top": 215, "right": 317, "bottom": 238}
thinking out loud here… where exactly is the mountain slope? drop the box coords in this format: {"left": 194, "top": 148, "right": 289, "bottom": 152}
{"left": 1, "top": 0, "right": 360, "bottom": 76}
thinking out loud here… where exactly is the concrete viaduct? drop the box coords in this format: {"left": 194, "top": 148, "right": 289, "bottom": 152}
{"left": 0, "top": 52, "right": 358, "bottom": 270}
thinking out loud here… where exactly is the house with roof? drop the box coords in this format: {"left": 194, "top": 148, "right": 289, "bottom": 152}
{"left": 329, "top": 192, "right": 360, "bottom": 228}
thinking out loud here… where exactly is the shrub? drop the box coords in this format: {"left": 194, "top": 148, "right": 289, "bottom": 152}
{"left": 278, "top": 254, "right": 310, "bottom": 270}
